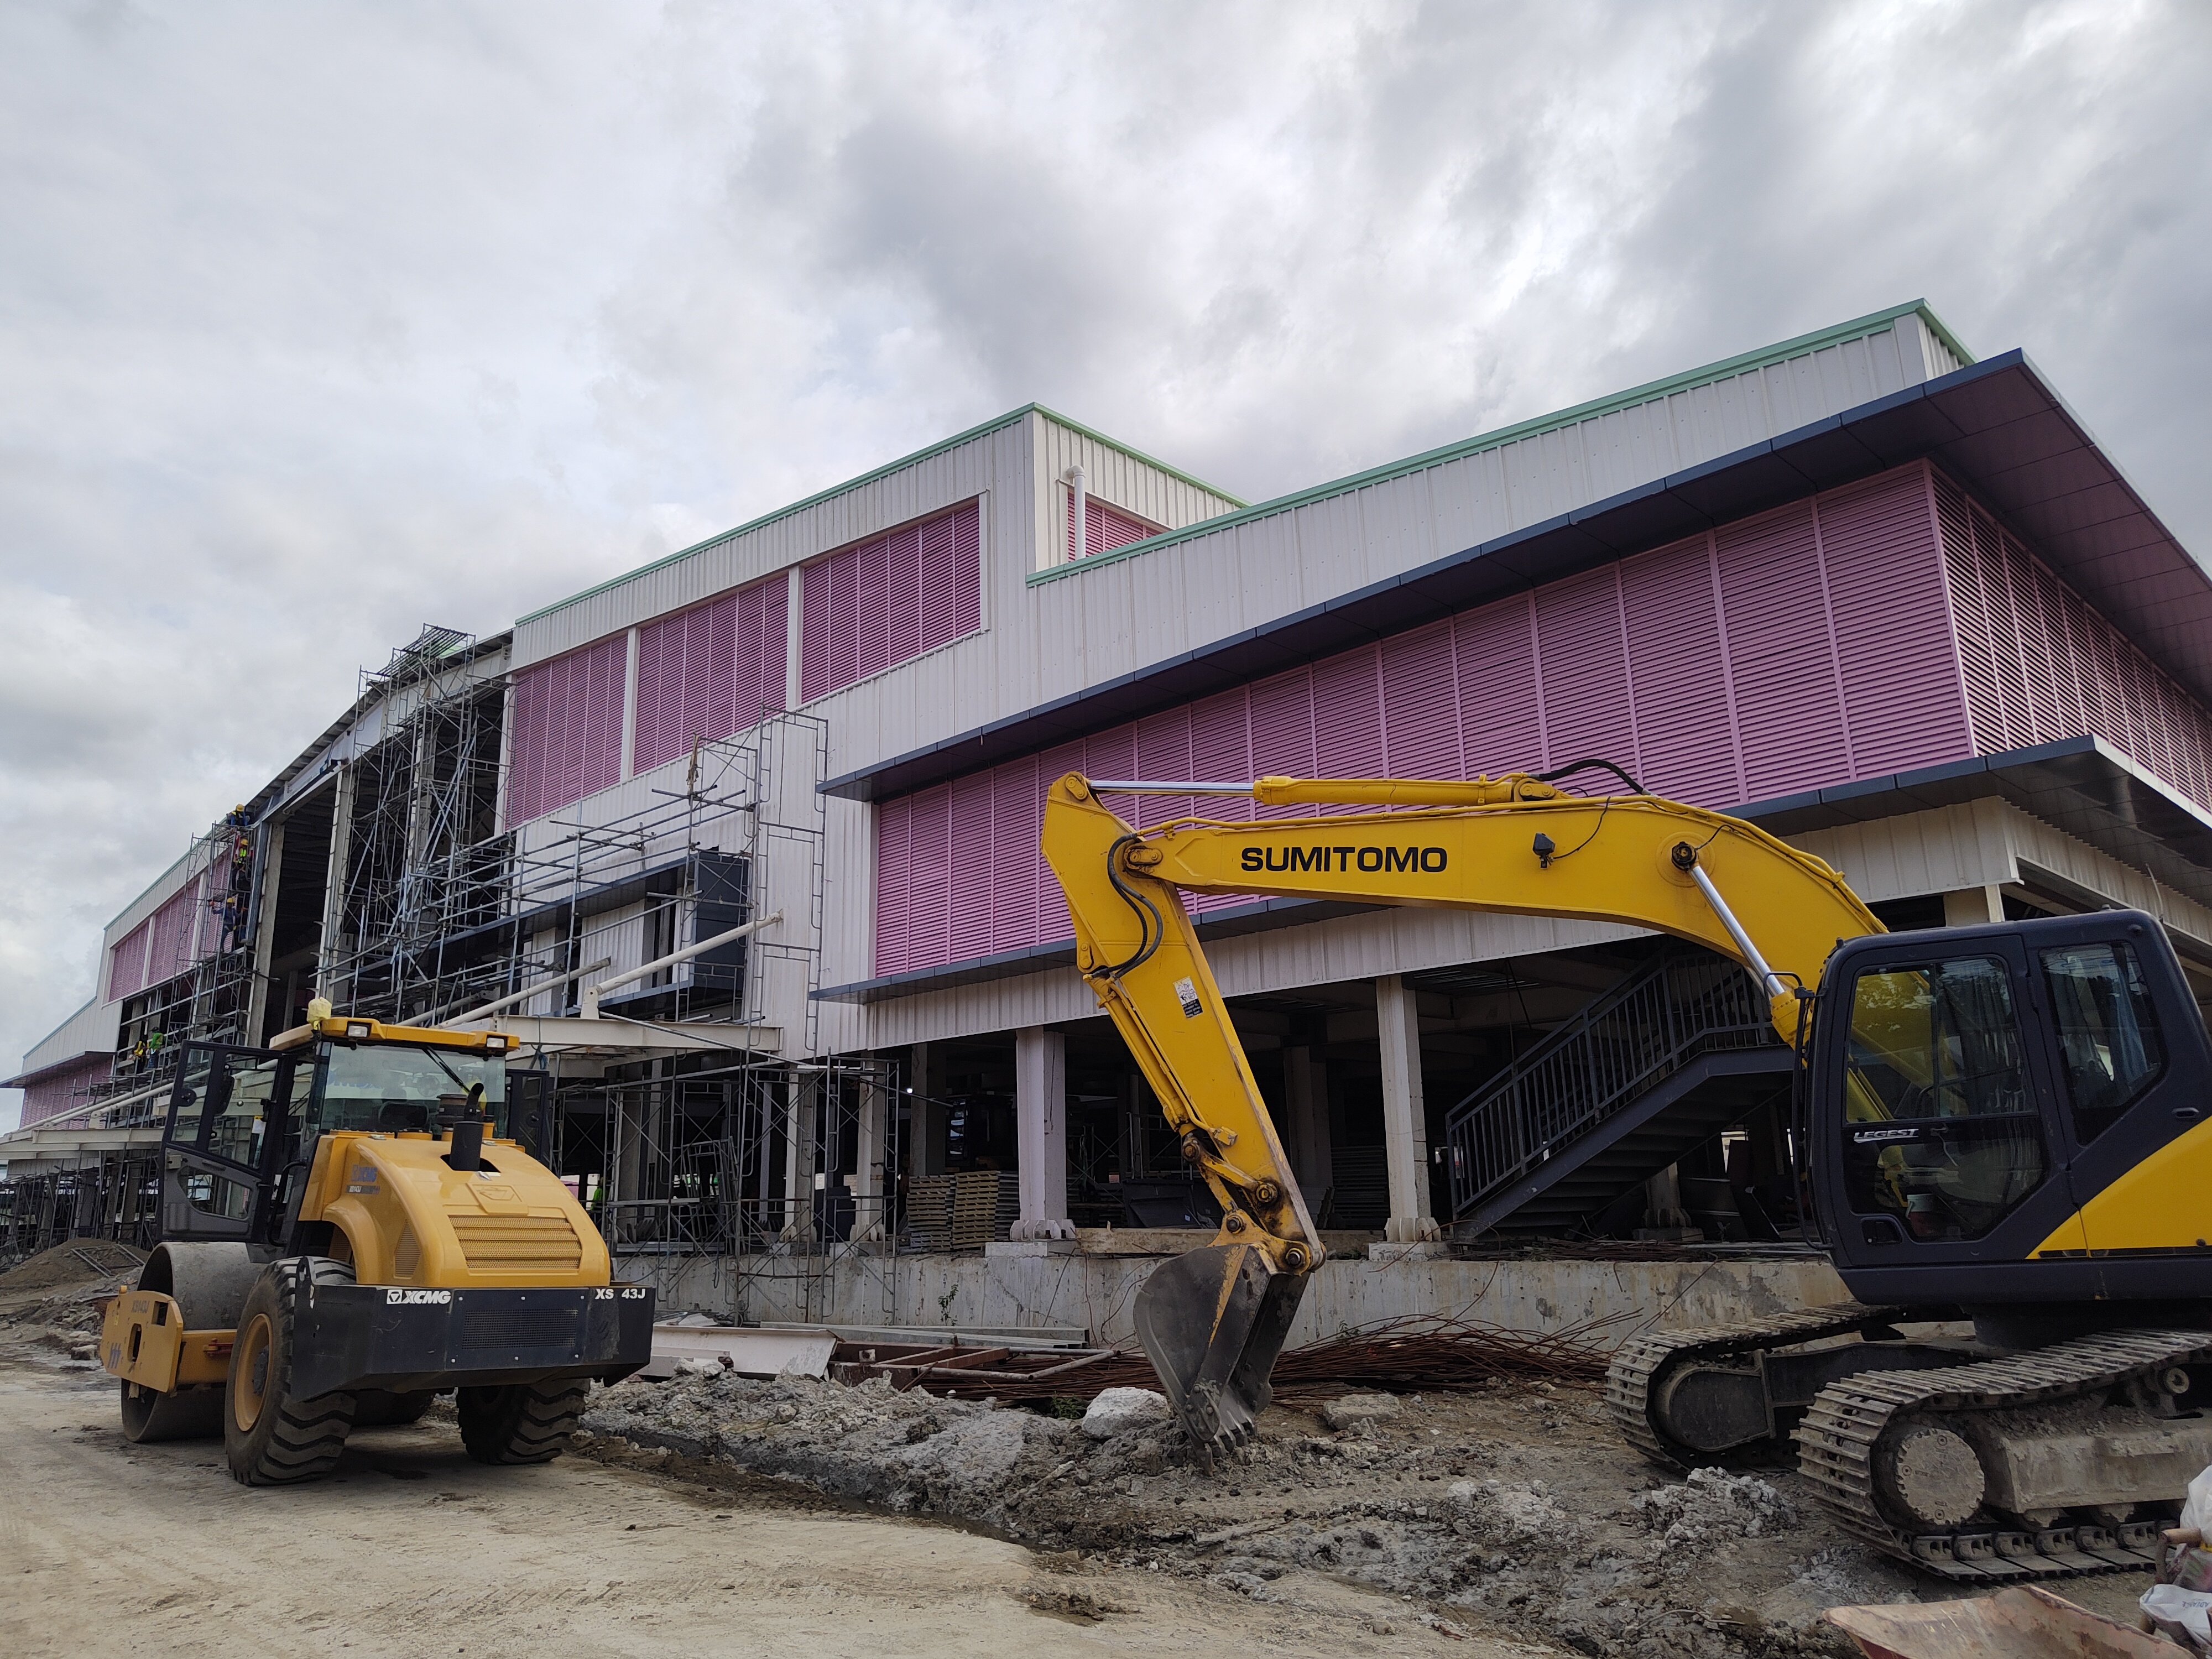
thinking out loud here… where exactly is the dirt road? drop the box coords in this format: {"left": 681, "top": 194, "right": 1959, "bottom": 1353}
{"left": 0, "top": 1349, "right": 1514, "bottom": 1659}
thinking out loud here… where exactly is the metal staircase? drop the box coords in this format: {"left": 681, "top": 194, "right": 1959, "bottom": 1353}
{"left": 1443, "top": 951, "right": 1792, "bottom": 1237}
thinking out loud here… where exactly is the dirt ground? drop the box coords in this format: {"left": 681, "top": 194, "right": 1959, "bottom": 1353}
{"left": 0, "top": 1264, "right": 1530, "bottom": 1659}
{"left": 0, "top": 1248, "right": 2163, "bottom": 1658}
{"left": 578, "top": 1359, "right": 2161, "bottom": 1658}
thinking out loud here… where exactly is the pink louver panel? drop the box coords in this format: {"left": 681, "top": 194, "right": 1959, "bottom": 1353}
{"left": 804, "top": 501, "right": 981, "bottom": 702}
{"left": 1933, "top": 472, "right": 2212, "bottom": 813}
{"left": 507, "top": 634, "right": 627, "bottom": 824}
{"left": 1715, "top": 503, "right": 1851, "bottom": 799}
{"left": 873, "top": 462, "right": 1991, "bottom": 980}
{"left": 632, "top": 575, "right": 787, "bottom": 774}
{"left": 19, "top": 1055, "right": 109, "bottom": 1127}
{"left": 1067, "top": 492, "right": 1160, "bottom": 561}
{"left": 143, "top": 879, "right": 202, "bottom": 992}
{"left": 108, "top": 919, "right": 151, "bottom": 1004}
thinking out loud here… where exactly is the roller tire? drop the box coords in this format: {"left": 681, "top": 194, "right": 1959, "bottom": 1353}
{"left": 457, "top": 1380, "right": 589, "bottom": 1465}
{"left": 119, "top": 1379, "right": 224, "bottom": 1443}
{"left": 353, "top": 1389, "right": 436, "bottom": 1427}
{"left": 223, "top": 1257, "right": 358, "bottom": 1486}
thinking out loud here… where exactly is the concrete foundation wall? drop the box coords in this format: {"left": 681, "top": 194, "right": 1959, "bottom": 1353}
{"left": 617, "top": 1244, "right": 1849, "bottom": 1354}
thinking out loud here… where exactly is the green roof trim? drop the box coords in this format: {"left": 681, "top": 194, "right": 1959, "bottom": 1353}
{"left": 518, "top": 403, "right": 1246, "bottom": 628}
{"left": 1024, "top": 300, "right": 1974, "bottom": 589}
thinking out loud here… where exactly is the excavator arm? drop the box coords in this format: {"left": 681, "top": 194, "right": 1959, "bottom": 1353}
{"left": 1040, "top": 769, "right": 1883, "bottom": 1455}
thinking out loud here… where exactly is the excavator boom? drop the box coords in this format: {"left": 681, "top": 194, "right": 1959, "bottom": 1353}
{"left": 1040, "top": 769, "right": 1882, "bottom": 1454}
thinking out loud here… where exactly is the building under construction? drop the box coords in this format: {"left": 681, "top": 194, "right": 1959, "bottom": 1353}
{"left": 13, "top": 300, "right": 2212, "bottom": 1339}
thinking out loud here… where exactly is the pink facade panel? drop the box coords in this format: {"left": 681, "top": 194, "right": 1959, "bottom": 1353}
{"left": 1934, "top": 471, "right": 2212, "bottom": 814}
{"left": 143, "top": 878, "right": 204, "bottom": 993}
{"left": 1821, "top": 469, "right": 1975, "bottom": 775}
{"left": 1716, "top": 503, "right": 1852, "bottom": 799}
{"left": 1067, "top": 493, "right": 1157, "bottom": 562}
{"left": 18, "top": 1054, "right": 111, "bottom": 1128}
{"left": 633, "top": 575, "right": 786, "bottom": 774}
{"left": 107, "top": 919, "right": 150, "bottom": 1004}
{"left": 875, "top": 461, "right": 2200, "bottom": 980}
{"left": 1618, "top": 535, "right": 1741, "bottom": 802}
{"left": 508, "top": 634, "right": 626, "bottom": 825}
{"left": 804, "top": 502, "right": 980, "bottom": 702}
{"left": 1533, "top": 568, "right": 1640, "bottom": 783}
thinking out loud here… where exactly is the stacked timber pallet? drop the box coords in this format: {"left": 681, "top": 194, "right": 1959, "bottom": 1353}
{"left": 906, "top": 1170, "right": 1019, "bottom": 1249}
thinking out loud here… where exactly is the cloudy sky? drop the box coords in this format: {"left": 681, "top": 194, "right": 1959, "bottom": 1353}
{"left": 3, "top": 0, "right": 2208, "bottom": 1125}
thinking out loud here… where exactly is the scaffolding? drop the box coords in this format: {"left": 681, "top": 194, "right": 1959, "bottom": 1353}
{"left": 316, "top": 626, "right": 514, "bottom": 1025}
{"left": 3, "top": 614, "right": 939, "bottom": 1290}
{"left": 1, "top": 1148, "right": 164, "bottom": 1261}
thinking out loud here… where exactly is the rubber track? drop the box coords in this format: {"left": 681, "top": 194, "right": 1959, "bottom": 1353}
{"left": 237, "top": 1258, "right": 358, "bottom": 1486}
{"left": 1794, "top": 1326, "right": 2212, "bottom": 1580}
{"left": 1604, "top": 1303, "right": 1912, "bottom": 1469}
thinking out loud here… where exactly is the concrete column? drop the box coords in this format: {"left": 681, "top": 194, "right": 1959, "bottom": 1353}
{"left": 780, "top": 1072, "right": 818, "bottom": 1242}
{"left": 852, "top": 1071, "right": 888, "bottom": 1242}
{"left": 1119, "top": 1070, "right": 1147, "bottom": 1182}
{"left": 1644, "top": 1164, "right": 1689, "bottom": 1232}
{"left": 908, "top": 1041, "right": 948, "bottom": 1177}
{"left": 1375, "top": 975, "right": 1439, "bottom": 1243}
{"left": 1943, "top": 885, "right": 2006, "bottom": 927}
{"left": 1283, "top": 1045, "right": 1333, "bottom": 1208}
{"left": 243, "top": 820, "right": 285, "bottom": 1044}
{"left": 315, "top": 761, "right": 355, "bottom": 1000}
{"left": 614, "top": 1082, "right": 645, "bottom": 1246}
{"left": 1010, "top": 1026, "right": 1074, "bottom": 1241}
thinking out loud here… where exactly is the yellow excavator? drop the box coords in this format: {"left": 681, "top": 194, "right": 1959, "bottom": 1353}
{"left": 1042, "top": 766, "right": 2212, "bottom": 1579}
{"left": 100, "top": 1006, "right": 652, "bottom": 1484}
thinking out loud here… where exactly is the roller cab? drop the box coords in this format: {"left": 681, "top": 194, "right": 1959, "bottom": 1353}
{"left": 102, "top": 1011, "right": 653, "bottom": 1482}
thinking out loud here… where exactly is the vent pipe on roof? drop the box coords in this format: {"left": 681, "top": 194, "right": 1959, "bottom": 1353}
{"left": 1064, "top": 465, "right": 1087, "bottom": 562}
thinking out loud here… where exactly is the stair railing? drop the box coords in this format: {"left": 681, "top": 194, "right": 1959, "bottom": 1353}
{"left": 1443, "top": 952, "right": 1781, "bottom": 1222}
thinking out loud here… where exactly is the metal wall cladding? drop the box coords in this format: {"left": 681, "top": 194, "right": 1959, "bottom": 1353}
{"left": 634, "top": 575, "right": 786, "bottom": 775}
{"left": 1011, "top": 322, "right": 1945, "bottom": 740}
{"left": 143, "top": 877, "right": 206, "bottom": 988}
{"left": 1034, "top": 416, "right": 1245, "bottom": 567}
{"left": 508, "top": 635, "right": 627, "bottom": 825}
{"left": 1063, "top": 492, "right": 1161, "bottom": 563}
{"left": 18, "top": 1053, "right": 111, "bottom": 1128}
{"left": 107, "top": 917, "right": 151, "bottom": 1003}
{"left": 513, "top": 421, "right": 1033, "bottom": 670}
{"left": 1936, "top": 472, "right": 2212, "bottom": 812}
{"left": 801, "top": 502, "right": 981, "bottom": 702}
{"left": 18, "top": 996, "right": 122, "bottom": 1078}
{"left": 105, "top": 859, "right": 216, "bottom": 1005}
{"left": 872, "top": 463, "right": 1975, "bottom": 979}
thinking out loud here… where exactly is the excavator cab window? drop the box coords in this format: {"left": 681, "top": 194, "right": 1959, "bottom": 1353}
{"left": 2040, "top": 941, "right": 2166, "bottom": 1144}
{"left": 1838, "top": 955, "right": 2048, "bottom": 1242}
{"left": 302, "top": 1040, "right": 509, "bottom": 1140}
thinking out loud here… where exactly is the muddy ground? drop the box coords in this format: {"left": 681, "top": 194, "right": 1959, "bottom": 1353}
{"left": 0, "top": 1253, "right": 1528, "bottom": 1659}
{"left": 0, "top": 1245, "right": 2164, "bottom": 1657}
{"left": 580, "top": 1358, "right": 2163, "bottom": 1659}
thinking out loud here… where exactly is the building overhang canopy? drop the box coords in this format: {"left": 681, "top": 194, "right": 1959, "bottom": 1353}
{"left": 813, "top": 738, "right": 2212, "bottom": 1004}
{"left": 823, "top": 352, "right": 2211, "bottom": 804}
{"left": 1735, "top": 734, "right": 2212, "bottom": 911}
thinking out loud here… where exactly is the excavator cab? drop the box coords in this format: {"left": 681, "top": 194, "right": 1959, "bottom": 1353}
{"left": 1809, "top": 907, "right": 2212, "bottom": 1312}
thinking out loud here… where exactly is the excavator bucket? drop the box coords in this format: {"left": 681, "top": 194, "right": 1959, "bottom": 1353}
{"left": 1134, "top": 1241, "right": 1308, "bottom": 1462}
